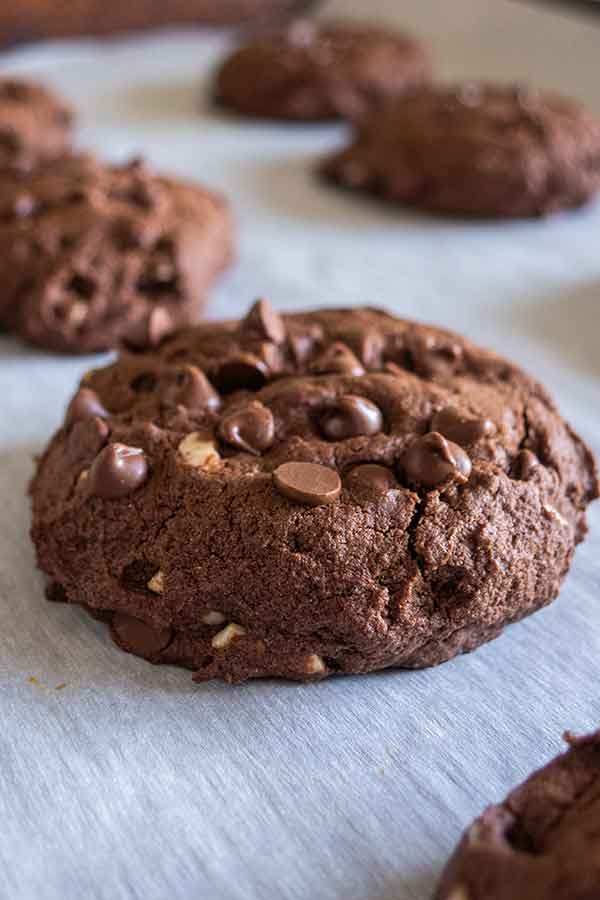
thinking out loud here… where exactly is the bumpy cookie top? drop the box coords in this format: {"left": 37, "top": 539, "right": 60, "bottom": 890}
{"left": 215, "top": 19, "right": 432, "bottom": 120}
{"left": 436, "top": 730, "right": 600, "bottom": 900}
{"left": 324, "top": 83, "right": 600, "bottom": 217}
{"left": 63, "top": 301, "right": 597, "bottom": 505}
{"left": 0, "top": 153, "right": 232, "bottom": 353}
{"left": 0, "top": 77, "right": 74, "bottom": 172}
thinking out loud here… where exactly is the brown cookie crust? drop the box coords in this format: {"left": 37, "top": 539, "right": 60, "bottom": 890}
{"left": 0, "top": 78, "right": 74, "bottom": 172}
{"left": 436, "top": 730, "right": 600, "bottom": 900}
{"left": 323, "top": 83, "right": 600, "bottom": 218}
{"left": 0, "top": 154, "right": 234, "bottom": 353}
{"left": 215, "top": 20, "right": 432, "bottom": 121}
{"left": 30, "top": 304, "right": 598, "bottom": 683}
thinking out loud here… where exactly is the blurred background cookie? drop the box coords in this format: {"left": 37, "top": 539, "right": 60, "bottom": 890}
{"left": 215, "top": 19, "right": 432, "bottom": 121}
{"left": 0, "top": 0, "right": 320, "bottom": 44}
{"left": 323, "top": 82, "right": 600, "bottom": 217}
{"left": 0, "top": 154, "right": 234, "bottom": 353}
{"left": 0, "top": 78, "right": 74, "bottom": 173}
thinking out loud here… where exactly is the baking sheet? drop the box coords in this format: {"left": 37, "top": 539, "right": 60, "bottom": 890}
{"left": 1, "top": 2, "right": 600, "bottom": 898}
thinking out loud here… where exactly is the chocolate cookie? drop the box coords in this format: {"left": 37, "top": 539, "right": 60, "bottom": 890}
{"left": 30, "top": 302, "right": 597, "bottom": 683}
{"left": 215, "top": 20, "right": 431, "bottom": 121}
{"left": 323, "top": 83, "right": 600, "bottom": 218}
{"left": 0, "top": 1, "right": 318, "bottom": 44}
{"left": 436, "top": 730, "right": 600, "bottom": 899}
{"left": 0, "top": 154, "right": 233, "bottom": 353}
{"left": 0, "top": 78, "right": 74, "bottom": 172}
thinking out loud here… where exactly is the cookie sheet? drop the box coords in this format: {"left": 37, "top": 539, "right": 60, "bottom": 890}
{"left": 1, "top": 2, "right": 600, "bottom": 898}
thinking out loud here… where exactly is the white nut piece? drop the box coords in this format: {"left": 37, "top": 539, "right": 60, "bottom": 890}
{"left": 147, "top": 571, "right": 165, "bottom": 594}
{"left": 211, "top": 623, "right": 246, "bottom": 649}
{"left": 78, "top": 469, "right": 89, "bottom": 483}
{"left": 67, "top": 301, "right": 88, "bottom": 327}
{"left": 543, "top": 504, "right": 568, "bottom": 527}
{"left": 305, "top": 654, "right": 326, "bottom": 675}
{"left": 202, "top": 610, "right": 226, "bottom": 626}
{"left": 178, "top": 432, "right": 221, "bottom": 470}
{"left": 447, "top": 888, "right": 470, "bottom": 900}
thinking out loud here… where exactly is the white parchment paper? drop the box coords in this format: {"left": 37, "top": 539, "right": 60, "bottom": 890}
{"left": 1, "top": 2, "right": 600, "bottom": 898}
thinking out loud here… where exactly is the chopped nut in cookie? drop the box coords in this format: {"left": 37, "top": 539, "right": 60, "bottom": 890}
{"left": 211, "top": 623, "right": 246, "bottom": 649}
{"left": 202, "top": 610, "right": 226, "bottom": 625}
{"left": 178, "top": 432, "right": 221, "bottom": 469}
{"left": 147, "top": 571, "right": 165, "bottom": 593}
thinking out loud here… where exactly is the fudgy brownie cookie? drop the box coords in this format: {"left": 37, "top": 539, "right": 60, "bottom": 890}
{"left": 0, "top": 154, "right": 233, "bottom": 353}
{"left": 323, "top": 83, "right": 600, "bottom": 218}
{"left": 0, "top": 78, "right": 74, "bottom": 172}
{"left": 30, "top": 303, "right": 597, "bottom": 683}
{"left": 436, "top": 730, "right": 600, "bottom": 899}
{"left": 215, "top": 20, "right": 431, "bottom": 121}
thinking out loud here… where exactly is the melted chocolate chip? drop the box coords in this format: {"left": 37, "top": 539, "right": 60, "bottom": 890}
{"left": 430, "top": 406, "right": 495, "bottom": 446}
{"left": 288, "top": 332, "right": 316, "bottom": 366}
{"left": 214, "top": 355, "right": 269, "bottom": 393}
{"left": 89, "top": 443, "right": 148, "bottom": 499}
{"left": 274, "top": 461, "right": 341, "bottom": 506}
{"left": 310, "top": 342, "right": 365, "bottom": 376}
{"left": 242, "top": 298, "right": 286, "bottom": 344}
{"left": 400, "top": 432, "right": 471, "bottom": 490}
{"left": 320, "top": 395, "right": 383, "bottom": 441}
{"left": 161, "top": 365, "right": 220, "bottom": 413}
{"left": 123, "top": 307, "right": 172, "bottom": 352}
{"left": 345, "top": 464, "right": 398, "bottom": 498}
{"left": 514, "top": 448, "right": 540, "bottom": 481}
{"left": 357, "top": 331, "right": 384, "bottom": 369}
{"left": 219, "top": 403, "right": 275, "bottom": 455}
{"left": 65, "top": 387, "right": 109, "bottom": 426}
{"left": 112, "top": 612, "right": 172, "bottom": 656}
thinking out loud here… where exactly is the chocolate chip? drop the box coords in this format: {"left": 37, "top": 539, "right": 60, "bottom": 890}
{"left": 123, "top": 307, "right": 172, "bottom": 352}
{"left": 513, "top": 449, "right": 539, "bottom": 481}
{"left": 214, "top": 355, "right": 269, "bottom": 393}
{"left": 400, "top": 432, "right": 471, "bottom": 490}
{"left": 242, "top": 298, "right": 286, "bottom": 344}
{"left": 219, "top": 403, "right": 275, "bottom": 455}
{"left": 161, "top": 365, "right": 220, "bottom": 413}
{"left": 320, "top": 395, "right": 383, "bottom": 441}
{"left": 288, "top": 332, "right": 316, "bottom": 366}
{"left": 345, "top": 464, "right": 398, "bottom": 498}
{"left": 274, "top": 461, "right": 341, "bottom": 506}
{"left": 430, "top": 406, "right": 495, "bottom": 446}
{"left": 310, "top": 342, "right": 365, "bottom": 376}
{"left": 357, "top": 331, "right": 384, "bottom": 369}
{"left": 89, "top": 443, "right": 148, "bottom": 499}
{"left": 111, "top": 612, "right": 172, "bottom": 657}
{"left": 65, "top": 388, "right": 109, "bottom": 426}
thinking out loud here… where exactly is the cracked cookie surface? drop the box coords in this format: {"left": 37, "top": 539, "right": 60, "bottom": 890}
{"left": 323, "top": 83, "right": 600, "bottom": 218}
{"left": 0, "top": 153, "right": 233, "bottom": 353}
{"left": 215, "top": 20, "right": 431, "bottom": 121}
{"left": 435, "top": 730, "right": 600, "bottom": 900}
{"left": 30, "top": 302, "right": 598, "bottom": 683}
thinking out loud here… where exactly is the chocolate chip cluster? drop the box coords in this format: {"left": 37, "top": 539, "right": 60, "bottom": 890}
{"left": 66, "top": 299, "right": 512, "bottom": 509}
